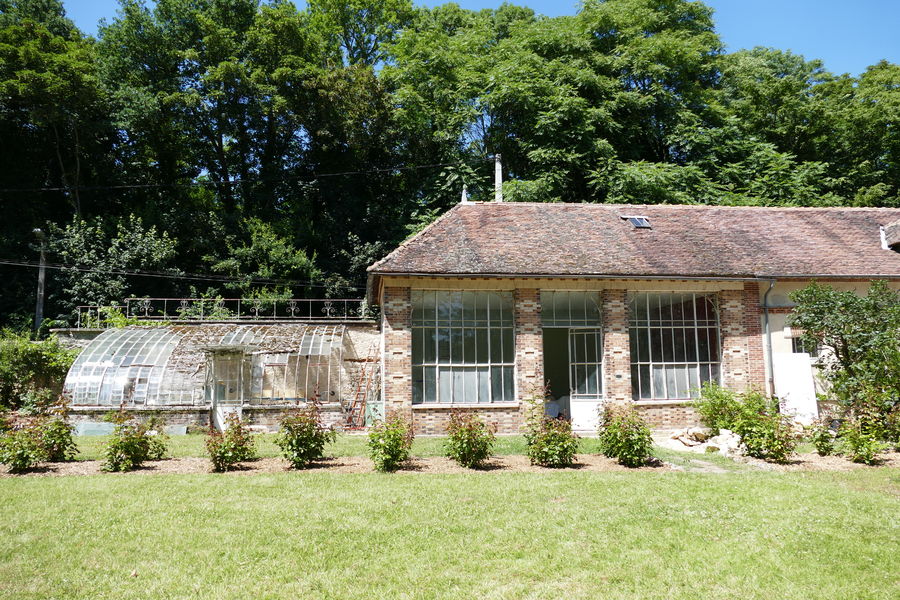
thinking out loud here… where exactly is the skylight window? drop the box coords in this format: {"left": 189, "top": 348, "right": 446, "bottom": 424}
{"left": 621, "top": 215, "right": 651, "bottom": 229}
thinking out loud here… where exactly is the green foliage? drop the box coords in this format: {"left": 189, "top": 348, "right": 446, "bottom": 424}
{"left": 101, "top": 409, "right": 168, "bottom": 472}
{"left": 0, "top": 426, "right": 45, "bottom": 472}
{"left": 789, "top": 281, "right": 900, "bottom": 436}
{"left": 809, "top": 419, "right": 836, "bottom": 457}
{"left": 695, "top": 384, "right": 797, "bottom": 463}
{"left": 839, "top": 419, "right": 886, "bottom": 465}
{"left": 598, "top": 405, "right": 653, "bottom": 468}
{"left": 49, "top": 215, "right": 180, "bottom": 313}
{"left": 3, "top": 0, "right": 900, "bottom": 329}
{"left": 444, "top": 411, "right": 496, "bottom": 468}
{"left": 368, "top": 414, "right": 414, "bottom": 472}
{"left": 0, "top": 330, "right": 77, "bottom": 410}
{"left": 275, "top": 403, "right": 337, "bottom": 469}
{"left": 35, "top": 415, "right": 76, "bottom": 462}
{"left": 205, "top": 414, "right": 258, "bottom": 473}
{"left": 693, "top": 382, "right": 744, "bottom": 436}
{"left": 525, "top": 417, "right": 580, "bottom": 468}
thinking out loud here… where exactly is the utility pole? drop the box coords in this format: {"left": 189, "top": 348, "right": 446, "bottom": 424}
{"left": 494, "top": 154, "right": 503, "bottom": 203}
{"left": 33, "top": 228, "right": 46, "bottom": 334}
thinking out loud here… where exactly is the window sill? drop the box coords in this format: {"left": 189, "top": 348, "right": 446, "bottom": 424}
{"left": 632, "top": 399, "right": 695, "bottom": 406}
{"left": 412, "top": 402, "right": 520, "bottom": 410}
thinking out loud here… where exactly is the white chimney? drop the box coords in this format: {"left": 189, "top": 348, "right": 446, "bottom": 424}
{"left": 494, "top": 154, "right": 503, "bottom": 202}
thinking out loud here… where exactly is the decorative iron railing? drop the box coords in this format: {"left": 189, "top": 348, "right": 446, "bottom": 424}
{"left": 75, "top": 298, "right": 370, "bottom": 328}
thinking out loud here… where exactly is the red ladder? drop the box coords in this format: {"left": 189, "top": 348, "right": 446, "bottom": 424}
{"left": 346, "top": 342, "right": 378, "bottom": 429}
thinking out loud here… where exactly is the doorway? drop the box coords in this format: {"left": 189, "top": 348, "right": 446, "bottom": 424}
{"left": 542, "top": 327, "right": 604, "bottom": 430}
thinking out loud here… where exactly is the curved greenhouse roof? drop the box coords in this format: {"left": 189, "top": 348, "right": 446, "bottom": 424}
{"left": 64, "top": 324, "right": 347, "bottom": 407}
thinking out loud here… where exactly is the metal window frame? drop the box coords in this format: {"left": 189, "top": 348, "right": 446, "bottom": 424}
{"left": 628, "top": 292, "right": 722, "bottom": 400}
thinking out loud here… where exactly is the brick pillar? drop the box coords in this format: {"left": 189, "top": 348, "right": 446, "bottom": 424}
{"left": 381, "top": 286, "right": 412, "bottom": 422}
{"left": 602, "top": 289, "right": 632, "bottom": 404}
{"left": 514, "top": 288, "right": 543, "bottom": 406}
{"left": 719, "top": 282, "right": 766, "bottom": 393}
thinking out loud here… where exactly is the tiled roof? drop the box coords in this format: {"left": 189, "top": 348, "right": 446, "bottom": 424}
{"left": 369, "top": 203, "right": 900, "bottom": 279}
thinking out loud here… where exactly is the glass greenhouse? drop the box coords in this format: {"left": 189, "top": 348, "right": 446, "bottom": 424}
{"left": 63, "top": 324, "right": 347, "bottom": 407}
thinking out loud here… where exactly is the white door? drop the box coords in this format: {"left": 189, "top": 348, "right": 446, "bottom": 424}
{"left": 568, "top": 328, "right": 603, "bottom": 431}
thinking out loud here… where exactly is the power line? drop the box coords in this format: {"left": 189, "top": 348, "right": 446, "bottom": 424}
{"left": 0, "top": 160, "right": 473, "bottom": 194}
{"left": 0, "top": 258, "right": 366, "bottom": 291}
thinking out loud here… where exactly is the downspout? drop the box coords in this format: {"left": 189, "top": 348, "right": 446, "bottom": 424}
{"left": 762, "top": 278, "right": 777, "bottom": 396}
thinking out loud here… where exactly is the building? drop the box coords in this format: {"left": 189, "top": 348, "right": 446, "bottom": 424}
{"left": 367, "top": 202, "right": 900, "bottom": 434}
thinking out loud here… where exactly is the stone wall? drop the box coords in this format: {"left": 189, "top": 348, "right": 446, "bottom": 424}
{"left": 68, "top": 404, "right": 347, "bottom": 433}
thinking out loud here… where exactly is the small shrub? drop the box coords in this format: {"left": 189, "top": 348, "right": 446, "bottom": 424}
{"left": 0, "top": 427, "right": 45, "bottom": 472}
{"left": 738, "top": 413, "right": 797, "bottom": 463}
{"left": 444, "top": 411, "right": 496, "bottom": 468}
{"left": 696, "top": 384, "right": 797, "bottom": 463}
{"left": 36, "top": 417, "right": 77, "bottom": 462}
{"left": 144, "top": 416, "right": 169, "bottom": 461}
{"left": 103, "top": 412, "right": 152, "bottom": 473}
{"left": 840, "top": 420, "right": 885, "bottom": 465}
{"left": 276, "top": 404, "right": 336, "bottom": 469}
{"left": 205, "top": 413, "right": 258, "bottom": 472}
{"left": 598, "top": 405, "right": 653, "bottom": 468}
{"left": 526, "top": 417, "right": 579, "bottom": 468}
{"left": 809, "top": 419, "right": 836, "bottom": 456}
{"left": 368, "top": 414, "right": 414, "bottom": 472}
{"left": 694, "top": 382, "right": 743, "bottom": 435}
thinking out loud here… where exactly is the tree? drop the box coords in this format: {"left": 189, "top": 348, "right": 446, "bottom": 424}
{"left": 789, "top": 281, "right": 900, "bottom": 432}
{"left": 48, "top": 214, "right": 180, "bottom": 314}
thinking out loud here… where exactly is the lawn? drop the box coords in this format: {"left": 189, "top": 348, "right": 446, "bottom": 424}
{"left": 0, "top": 465, "right": 897, "bottom": 599}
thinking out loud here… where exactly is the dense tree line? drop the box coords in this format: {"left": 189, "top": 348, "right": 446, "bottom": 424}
{"left": 1, "top": 0, "right": 898, "bottom": 328}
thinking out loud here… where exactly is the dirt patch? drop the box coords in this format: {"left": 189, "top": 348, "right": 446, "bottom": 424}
{"left": 737, "top": 451, "right": 900, "bottom": 472}
{"left": 0, "top": 453, "right": 666, "bottom": 478}
{"left": 2, "top": 450, "right": 897, "bottom": 478}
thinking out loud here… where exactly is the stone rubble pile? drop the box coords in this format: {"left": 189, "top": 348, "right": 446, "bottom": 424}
{"left": 669, "top": 427, "right": 743, "bottom": 457}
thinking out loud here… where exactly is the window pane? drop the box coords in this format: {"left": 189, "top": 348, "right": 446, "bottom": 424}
{"left": 424, "top": 328, "right": 437, "bottom": 363}
{"left": 412, "top": 366, "right": 423, "bottom": 404}
{"left": 490, "top": 328, "right": 502, "bottom": 363}
{"left": 450, "top": 328, "right": 463, "bottom": 363}
{"left": 424, "top": 367, "right": 437, "bottom": 403}
{"left": 652, "top": 365, "right": 665, "bottom": 398}
{"left": 463, "top": 327, "right": 478, "bottom": 364}
{"left": 502, "top": 328, "right": 514, "bottom": 364}
{"left": 661, "top": 329, "right": 674, "bottom": 362}
{"left": 453, "top": 368, "right": 465, "bottom": 403}
{"left": 412, "top": 328, "right": 424, "bottom": 364}
{"left": 439, "top": 368, "right": 452, "bottom": 403}
{"left": 491, "top": 367, "right": 503, "bottom": 403}
{"left": 437, "top": 327, "right": 451, "bottom": 363}
{"left": 423, "top": 291, "right": 436, "bottom": 323}
{"left": 464, "top": 367, "right": 476, "bottom": 404}
{"left": 478, "top": 368, "right": 490, "bottom": 403}
{"left": 462, "top": 292, "right": 476, "bottom": 325}
{"left": 639, "top": 365, "right": 651, "bottom": 399}
{"left": 476, "top": 328, "right": 489, "bottom": 363}
{"left": 502, "top": 367, "right": 515, "bottom": 402}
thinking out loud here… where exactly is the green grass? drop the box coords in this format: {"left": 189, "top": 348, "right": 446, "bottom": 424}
{"left": 0, "top": 468, "right": 897, "bottom": 599}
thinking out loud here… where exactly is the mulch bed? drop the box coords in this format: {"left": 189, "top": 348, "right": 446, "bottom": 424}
{"left": 1, "top": 450, "right": 897, "bottom": 477}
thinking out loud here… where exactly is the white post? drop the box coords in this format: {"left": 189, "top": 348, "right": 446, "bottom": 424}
{"left": 494, "top": 154, "right": 503, "bottom": 202}
{"left": 461, "top": 184, "right": 469, "bottom": 204}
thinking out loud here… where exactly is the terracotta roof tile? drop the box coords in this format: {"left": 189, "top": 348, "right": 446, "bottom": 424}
{"left": 369, "top": 203, "right": 900, "bottom": 279}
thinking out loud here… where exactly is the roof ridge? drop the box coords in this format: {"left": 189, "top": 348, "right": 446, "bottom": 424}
{"left": 459, "top": 202, "right": 900, "bottom": 212}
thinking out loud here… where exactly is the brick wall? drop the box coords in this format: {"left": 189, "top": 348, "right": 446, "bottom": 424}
{"left": 719, "top": 282, "right": 766, "bottom": 393}
{"left": 514, "top": 288, "right": 543, "bottom": 403}
{"left": 601, "top": 289, "right": 631, "bottom": 405}
{"left": 412, "top": 405, "right": 522, "bottom": 435}
{"left": 381, "top": 286, "right": 413, "bottom": 423}
{"left": 635, "top": 403, "right": 700, "bottom": 429}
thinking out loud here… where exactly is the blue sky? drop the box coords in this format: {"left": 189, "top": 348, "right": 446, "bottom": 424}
{"left": 62, "top": 0, "right": 898, "bottom": 76}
